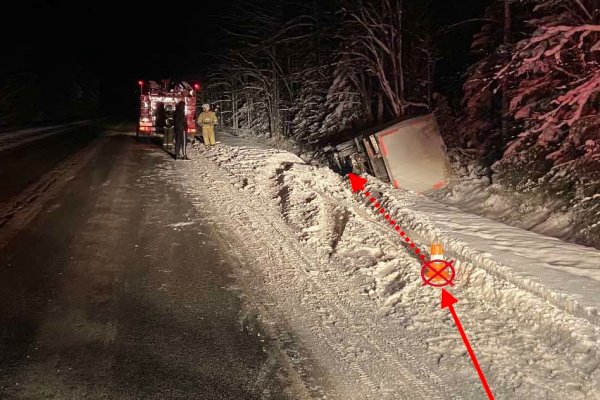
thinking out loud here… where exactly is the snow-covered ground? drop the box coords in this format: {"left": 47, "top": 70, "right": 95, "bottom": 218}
{"left": 429, "top": 175, "right": 600, "bottom": 251}
{"left": 158, "top": 132, "right": 600, "bottom": 399}
{"left": 0, "top": 121, "right": 91, "bottom": 152}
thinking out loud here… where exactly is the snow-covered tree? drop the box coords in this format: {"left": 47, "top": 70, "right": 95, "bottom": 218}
{"left": 459, "top": 0, "right": 516, "bottom": 162}
{"left": 336, "top": 0, "right": 434, "bottom": 120}
{"left": 497, "top": 0, "right": 600, "bottom": 165}
{"left": 206, "top": 0, "right": 438, "bottom": 145}
{"left": 457, "top": 0, "right": 600, "bottom": 246}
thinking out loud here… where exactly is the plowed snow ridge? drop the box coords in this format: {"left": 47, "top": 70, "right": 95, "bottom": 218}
{"left": 162, "top": 133, "right": 600, "bottom": 399}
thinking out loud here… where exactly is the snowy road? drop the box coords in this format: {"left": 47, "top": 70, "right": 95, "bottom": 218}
{"left": 1, "top": 124, "right": 599, "bottom": 399}
{"left": 0, "top": 122, "right": 99, "bottom": 230}
{"left": 0, "top": 121, "right": 92, "bottom": 153}
{"left": 0, "top": 129, "right": 304, "bottom": 399}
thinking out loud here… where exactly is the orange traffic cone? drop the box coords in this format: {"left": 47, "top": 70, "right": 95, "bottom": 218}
{"left": 431, "top": 243, "right": 444, "bottom": 261}
{"left": 423, "top": 243, "right": 451, "bottom": 286}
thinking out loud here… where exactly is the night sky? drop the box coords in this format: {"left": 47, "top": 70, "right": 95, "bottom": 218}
{"left": 2, "top": 0, "right": 485, "bottom": 119}
{"left": 1, "top": 0, "right": 230, "bottom": 116}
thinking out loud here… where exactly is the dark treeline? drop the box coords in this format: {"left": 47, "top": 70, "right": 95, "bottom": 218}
{"left": 0, "top": 50, "right": 101, "bottom": 127}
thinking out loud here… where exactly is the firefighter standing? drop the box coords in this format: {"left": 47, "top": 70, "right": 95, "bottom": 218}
{"left": 197, "top": 103, "right": 218, "bottom": 146}
{"left": 174, "top": 101, "right": 188, "bottom": 159}
{"left": 164, "top": 104, "right": 174, "bottom": 150}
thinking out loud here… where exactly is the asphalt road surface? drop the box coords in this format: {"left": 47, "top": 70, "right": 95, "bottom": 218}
{"left": 0, "top": 125, "right": 298, "bottom": 399}
{"left": 0, "top": 123, "right": 98, "bottom": 205}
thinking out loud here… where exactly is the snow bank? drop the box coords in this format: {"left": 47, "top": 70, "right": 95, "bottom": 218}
{"left": 431, "top": 168, "right": 600, "bottom": 250}
{"left": 183, "top": 135, "right": 600, "bottom": 398}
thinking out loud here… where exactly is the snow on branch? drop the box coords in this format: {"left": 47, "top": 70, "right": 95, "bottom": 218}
{"left": 538, "top": 70, "right": 600, "bottom": 131}
{"left": 495, "top": 17, "right": 600, "bottom": 159}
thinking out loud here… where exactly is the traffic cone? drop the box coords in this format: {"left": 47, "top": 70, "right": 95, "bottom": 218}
{"left": 423, "top": 243, "right": 450, "bottom": 286}
{"left": 430, "top": 243, "right": 444, "bottom": 261}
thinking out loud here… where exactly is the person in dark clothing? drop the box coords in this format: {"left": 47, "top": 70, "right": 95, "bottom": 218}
{"left": 155, "top": 102, "right": 166, "bottom": 132}
{"left": 163, "top": 104, "right": 174, "bottom": 150}
{"left": 174, "top": 101, "right": 188, "bottom": 160}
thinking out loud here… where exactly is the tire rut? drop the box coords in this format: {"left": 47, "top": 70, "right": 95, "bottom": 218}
{"left": 170, "top": 148, "right": 471, "bottom": 399}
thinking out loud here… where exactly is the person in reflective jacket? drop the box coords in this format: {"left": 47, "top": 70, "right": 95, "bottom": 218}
{"left": 196, "top": 104, "right": 218, "bottom": 146}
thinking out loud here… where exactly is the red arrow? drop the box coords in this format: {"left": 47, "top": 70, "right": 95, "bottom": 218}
{"left": 441, "top": 289, "right": 495, "bottom": 399}
{"left": 347, "top": 175, "right": 494, "bottom": 398}
{"left": 348, "top": 173, "right": 368, "bottom": 193}
{"left": 346, "top": 173, "right": 426, "bottom": 260}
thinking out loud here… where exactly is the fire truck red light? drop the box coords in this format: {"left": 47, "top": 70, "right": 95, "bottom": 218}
{"left": 138, "top": 80, "right": 197, "bottom": 137}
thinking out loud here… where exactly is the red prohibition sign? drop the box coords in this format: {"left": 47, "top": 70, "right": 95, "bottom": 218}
{"left": 421, "top": 259, "right": 456, "bottom": 287}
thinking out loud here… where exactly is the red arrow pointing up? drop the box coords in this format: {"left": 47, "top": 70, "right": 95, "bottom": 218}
{"left": 347, "top": 173, "right": 368, "bottom": 193}
{"left": 441, "top": 288, "right": 458, "bottom": 308}
{"left": 441, "top": 289, "right": 495, "bottom": 399}
{"left": 346, "top": 173, "right": 493, "bottom": 398}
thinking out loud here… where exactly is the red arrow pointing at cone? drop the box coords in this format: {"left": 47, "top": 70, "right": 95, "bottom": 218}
{"left": 441, "top": 288, "right": 459, "bottom": 308}
{"left": 441, "top": 289, "right": 495, "bottom": 399}
{"left": 348, "top": 173, "right": 368, "bottom": 193}
{"left": 346, "top": 176, "right": 493, "bottom": 397}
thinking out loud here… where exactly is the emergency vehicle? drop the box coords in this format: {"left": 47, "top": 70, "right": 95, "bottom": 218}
{"left": 137, "top": 80, "right": 200, "bottom": 137}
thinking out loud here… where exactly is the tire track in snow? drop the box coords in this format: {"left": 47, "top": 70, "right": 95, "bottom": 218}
{"left": 172, "top": 141, "right": 600, "bottom": 399}
{"left": 167, "top": 147, "right": 472, "bottom": 399}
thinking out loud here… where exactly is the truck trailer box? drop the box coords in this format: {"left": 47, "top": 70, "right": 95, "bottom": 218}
{"left": 375, "top": 114, "right": 449, "bottom": 193}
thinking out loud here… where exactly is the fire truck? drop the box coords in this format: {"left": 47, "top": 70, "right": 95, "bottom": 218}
{"left": 137, "top": 80, "right": 199, "bottom": 138}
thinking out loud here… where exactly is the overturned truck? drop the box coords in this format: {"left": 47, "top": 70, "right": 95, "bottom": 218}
{"left": 324, "top": 114, "right": 450, "bottom": 193}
